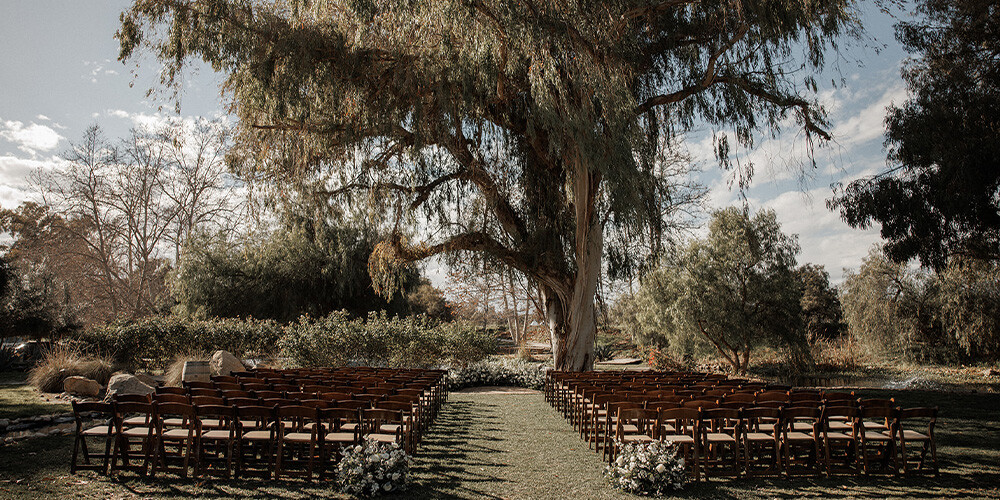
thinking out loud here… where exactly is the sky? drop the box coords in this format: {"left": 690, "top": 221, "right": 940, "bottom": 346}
{"left": 0, "top": 1, "right": 912, "bottom": 286}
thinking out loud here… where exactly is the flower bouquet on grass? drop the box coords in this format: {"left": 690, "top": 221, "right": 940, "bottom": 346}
{"left": 605, "top": 440, "right": 687, "bottom": 496}
{"left": 337, "top": 438, "right": 412, "bottom": 497}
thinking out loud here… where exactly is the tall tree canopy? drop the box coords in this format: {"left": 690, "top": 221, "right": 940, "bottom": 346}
{"left": 830, "top": 0, "right": 1000, "bottom": 269}
{"left": 119, "top": 0, "right": 857, "bottom": 369}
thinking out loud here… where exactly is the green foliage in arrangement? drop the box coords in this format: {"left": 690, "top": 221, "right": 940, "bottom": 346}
{"left": 279, "top": 311, "right": 496, "bottom": 369}
{"left": 629, "top": 207, "right": 808, "bottom": 374}
{"left": 75, "top": 316, "right": 283, "bottom": 369}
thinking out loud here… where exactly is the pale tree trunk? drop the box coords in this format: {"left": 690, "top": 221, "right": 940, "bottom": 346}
{"left": 545, "top": 152, "right": 603, "bottom": 371}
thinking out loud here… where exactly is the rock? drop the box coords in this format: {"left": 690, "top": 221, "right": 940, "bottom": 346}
{"left": 63, "top": 376, "right": 103, "bottom": 397}
{"left": 134, "top": 373, "right": 158, "bottom": 388}
{"left": 209, "top": 350, "right": 245, "bottom": 377}
{"left": 104, "top": 373, "right": 154, "bottom": 401}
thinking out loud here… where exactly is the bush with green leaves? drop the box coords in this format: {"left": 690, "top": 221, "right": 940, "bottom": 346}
{"left": 605, "top": 440, "right": 687, "bottom": 495}
{"left": 279, "top": 311, "right": 495, "bottom": 368}
{"left": 447, "top": 357, "right": 548, "bottom": 390}
{"left": 75, "top": 315, "right": 282, "bottom": 369}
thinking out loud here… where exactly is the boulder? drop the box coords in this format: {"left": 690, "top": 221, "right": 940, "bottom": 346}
{"left": 63, "top": 376, "right": 102, "bottom": 397}
{"left": 209, "top": 350, "right": 245, "bottom": 377}
{"left": 134, "top": 373, "right": 158, "bottom": 388}
{"left": 104, "top": 373, "right": 154, "bottom": 400}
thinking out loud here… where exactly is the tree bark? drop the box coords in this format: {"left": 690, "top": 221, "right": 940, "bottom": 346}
{"left": 545, "top": 151, "right": 603, "bottom": 371}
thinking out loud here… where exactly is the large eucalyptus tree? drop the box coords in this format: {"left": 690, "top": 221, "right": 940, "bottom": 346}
{"left": 118, "top": 0, "right": 857, "bottom": 370}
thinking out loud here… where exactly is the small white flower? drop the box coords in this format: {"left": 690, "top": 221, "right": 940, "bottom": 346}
{"left": 655, "top": 464, "right": 666, "bottom": 474}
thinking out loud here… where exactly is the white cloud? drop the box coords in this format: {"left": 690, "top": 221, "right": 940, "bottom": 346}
{"left": 830, "top": 83, "right": 908, "bottom": 148}
{"left": 36, "top": 114, "right": 50, "bottom": 121}
{"left": 0, "top": 119, "right": 64, "bottom": 155}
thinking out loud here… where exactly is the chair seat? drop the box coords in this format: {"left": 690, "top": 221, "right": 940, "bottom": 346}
{"left": 826, "top": 431, "right": 855, "bottom": 441}
{"left": 162, "top": 417, "right": 187, "bottom": 427}
{"left": 366, "top": 433, "right": 399, "bottom": 443}
{"left": 202, "top": 429, "right": 232, "bottom": 440}
{"left": 82, "top": 425, "right": 112, "bottom": 436}
{"left": 122, "top": 426, "right": 155, "bottom": 438}
{"left": 746, "top": 432, "right": 777, "bottom": 442}
{"left": 379, "top": 423, "right": 406, "bottom": 433}
{"left": 323, "top": 432, "right": 357, "bottom": 444}
{"left": 784, "top": 431, "right": 815, "bottom": 441}
{"left": 283, "top": 432, "right": 315, "bottom": 443}
{"left": 123, "top": 416, "right": 149, "bottom": 425}
{"left": 791, "top": 422, "right": 815, "bottom": 431}
{"left": 896, "top": 429, "right": 931, "bottom": 441}
{"left": 242, "top": 430, "right": 272, "bottom": 441}
{"left": 199, "top": 418, "right": 225, "bottom": 429}
{"left": 705, "top": 432, "right": 736, "bottom": 443}
{"left": 161, "top": 428, "right": 193, "bottom": 439}
{"left": 621, "top": 434, "right": 654, "bottom": 443}
{"left": 862, "top": 421, "right": 888, "bottom": 431}
{"left": 757, "top": 423, "right": 776, "bottom": 432}
{"left": 863, "top": 431, "right": 893, "bottom": 441}
{"left": 239, "top": 420, "right": 264, "bottom": 430}
{"left": 661, "top": 434, "right": 695, "bottom": 444}
{"left": 828, "top": 421, "right": 854, "bottom": 431}
{"left": 617, "top": 424, "right": 639, "bottom": 434}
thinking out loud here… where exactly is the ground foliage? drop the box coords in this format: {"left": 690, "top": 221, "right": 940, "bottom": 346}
{"left": 117, "top": 0, "right": 858, "bottom": 370}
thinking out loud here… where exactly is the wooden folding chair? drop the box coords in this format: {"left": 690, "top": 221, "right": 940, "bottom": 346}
{"left": 375, "top": 401, "right": 417, "bottom": 453}
{"left": 608, "top": 408, "right": 659, "bottom": 462}
{"left": 858, "top": 406, "right": 899, "bottom": 476}
{"left": 235, "top": 405, "right": 276, "bottom": 479}
{"left": 110, "top": 401, "right": 156, "bottom": 476}
{"left": 658, "top": 407, "right": 701, "bottom": 481}
{"left": 361, "top": 409, "right": 406, "bottom": 448}
{"left": 741, "top": 407, "right": 781, "bottom": 477}
{"left": 894, "top": 407, "right": 937, "bottom": 476}
{"left": 70, "top": 401, "right": 115, "bottom": 475}
{"left": 275, "top": 405, "right": 322, "bottom": 480}
{"left": 151, "top": 402, "right": 198, "bottom": 477}
{"left": 700, "top": 408, "right": 742, "bottom": 479}
{"left": 318, "top": 407, "right": 361, "bottom": 479}
{"left": 195, "top": 404, "right": 236, "bottom": 478}
{"left": 778, "top": 406, "right": 823, "bottom": 477}
{"left": 822, "top": 406, "right": 860, "bottom": 476}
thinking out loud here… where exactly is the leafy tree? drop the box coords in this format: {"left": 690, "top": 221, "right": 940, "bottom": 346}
{"left": 172, "top": 211, "right": 421, "bottom": 322}
{"left": 119, "top": 0, "right": 857, "bottom": 369}
{"left": 839, "top": 248, "right": 943, "bottom": 361}
{"left": 830, "top": 0, "right": 1000, "bottom": 269}
{"left": 634, "top": 207, "right": 805, "bottom": 374}
{"left": 796, "top": 264, "right": 844, "bottom": 341}
{"left": 936, "top": 258, "right": 1000, "bottom": 361}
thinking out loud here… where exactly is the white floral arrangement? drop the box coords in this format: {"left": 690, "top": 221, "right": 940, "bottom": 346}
{"left": 336, "top": 438, "right": 412, "bottom": 497}
{"left": 447, "top": 357, "right": 549, "bottom": 390}
{"left": 605, "top": 440, "right": 687, "bottom": 496}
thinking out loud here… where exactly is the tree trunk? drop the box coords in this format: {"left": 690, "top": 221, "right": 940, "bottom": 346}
{"left": 545, "top": 152, "right": 603, "bottom": 371}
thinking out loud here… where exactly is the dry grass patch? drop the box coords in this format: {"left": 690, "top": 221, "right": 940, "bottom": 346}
{"left": 27, "top": 345, "right": 114, "bottom": 393}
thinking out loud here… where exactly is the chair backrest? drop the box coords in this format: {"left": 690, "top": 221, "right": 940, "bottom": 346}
{"left": 189, "top": 388, "right": 222, "bottom": 397}
{"left": 615, "top": 408, "right": 659, "bottom": 439}
{"left": 72, "top": 400, "right": 114, "bottom": 426}
{"left": 320, "top": 407, "right": 360, "bottom": 430}
{"left": 723, "top": 393, "right": 756, "bottom": 403}
{"left": 361, "top": 408, "right": 402, "bottom": 431}
{"left": 153, "top": 393, "right": 190, "bottom": 404}
{"left": 302, "top": 385, "right": 328, "bottom": 393}
{"left": 682, "top": 399, "right": 719, "bottom": 410}
{"left": 277, "top": 405, "right": 319, "bottom": 430}
{"left": 897, "top": 407, "right": 937, "bottom": 434}
{"left": 253, "top": 390, "right": 283, "bottom": 400}
{"left": 859, "top": 405, "right": 898, "bottom": 430}
{"left": 184, "top": 381, "right": 214, "bottom": 390}
{"left": 155, "top": 386, "right": 186, "bottom": 395}
{"left": 114, "top": 394, "right": 151, "bottom": 403}
{"left": 859, "top": 398, "right": 896, "bottom": 408}
{"left": 235, "top": 404, "right": 274, "bottom": 429}
{"left": 742, "top": 406, "right": 781, "bottom": 430}
{"left": 215, "top": 382, "right": 242, "bottom": 391}
{"left": 701, "top": 407, "right": 741, "bottom": 432}
{"left": 658, "top": 407, "right": 701, "bottom": 435}
{"left": 191, "top": 395, "right": 226, "bottom": 406}
{"left": 756, "top": 391, "right": 790, "bottom": 404}
{"left": 220, "top": 389, "right": 253, "bottom": 399}
{"left": 211, "top": 375, "right": 238, "bottom": 384}
{"left": 196, "top": 403, "right": 234, "bottom": 420}
{"left": 780, "top": 406, "right": 822, "bottom": 433}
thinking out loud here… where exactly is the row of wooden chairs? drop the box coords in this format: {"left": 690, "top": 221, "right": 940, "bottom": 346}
{"left": 70, "top": 397, "right": 419, "bottom": 480}
{"left": 604, "top": 404, "right": 937, "bottom": 480}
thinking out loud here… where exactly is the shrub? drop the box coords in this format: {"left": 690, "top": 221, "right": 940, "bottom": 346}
{"left": 605, "top": 440, "right": 687, "bottom": 495}
{"left": 75, "top": 316, "right": 282, "bottom": 369}
{"left": 336, "top": 438, "right": 412, "bottom": 497}
{"left": 279, "top": 311, "right": 495, "bottom": 369}
{"left": 28, "top": 345, "right": 114, "bottom": 393}
{"left": 447, "top": 357, "right": 548, "bottom": 390}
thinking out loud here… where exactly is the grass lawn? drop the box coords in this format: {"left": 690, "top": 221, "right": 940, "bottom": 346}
{"left": 1, "top": 387, "right": 998, "bottom": 499}
{"left": 0, "top": 372, "right": 70, "bottom": 421}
